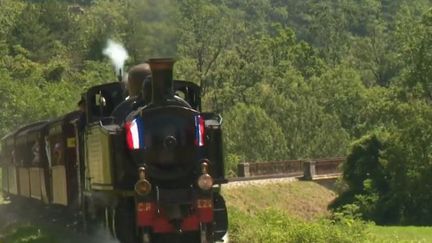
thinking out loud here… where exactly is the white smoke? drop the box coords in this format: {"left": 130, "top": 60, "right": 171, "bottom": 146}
{"left": 103, "top": 39, "right": 129, "bottom": 76}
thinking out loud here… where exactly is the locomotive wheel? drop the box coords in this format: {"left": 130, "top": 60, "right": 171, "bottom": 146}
{"left": 105, "top": 207, "right": 117, "bottom": 238}
{"left": 115, "top": 198, "right": 139, "bottom": 243}
{"left": 82, "top": 197, "right": 104, "bottom": 234}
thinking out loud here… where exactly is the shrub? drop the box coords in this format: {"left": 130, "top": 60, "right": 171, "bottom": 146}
{"left": 333, "top": 108, "right": 432, "bottom": 225}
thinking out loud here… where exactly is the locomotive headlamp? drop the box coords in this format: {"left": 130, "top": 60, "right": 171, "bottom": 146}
{"left": 135, "top": 167, "right": 151, "bottom": 195}
{"left": 135, "top": 179, "right": 152, "bottom": 196}
{"left": 198, "top": 162, "right": 213, "bottom": 190}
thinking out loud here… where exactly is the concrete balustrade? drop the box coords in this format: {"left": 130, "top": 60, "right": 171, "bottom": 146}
{"left": 236, "top": 158, "right": 344, "bottom": 180}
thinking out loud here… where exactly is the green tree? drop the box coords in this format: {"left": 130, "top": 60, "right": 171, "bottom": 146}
{"left": 176, "top": 0, "right": 240, "bottom": 94}
{"left": 8, "top": 4, "right": 59, "bottom": 62}
{"left": 124, "top": 0, "right": 180, "bottom": 62}
{"left": 310, "top": 65, "right": 367, "bottom": 137}
{"left": 223, "top": 103, "right": 288, "bottom": 173}
{"left": 396, "top": 6, "right": 432, "bottom": 100}
{"left": 0, "top": 0, "right": 26, "bottom": 41}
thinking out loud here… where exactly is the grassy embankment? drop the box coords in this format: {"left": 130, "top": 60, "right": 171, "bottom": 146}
{"left": 223, "top": 180, "right": 336, "bottom": 220}
{"left": 369, "top": 226, "right": 432, "bottom": 243}
{"left": 222, "top": 180, "right": 432, "bottom": 243}
{"left": 222, "top": 180, "right": 368, "bottom": 243}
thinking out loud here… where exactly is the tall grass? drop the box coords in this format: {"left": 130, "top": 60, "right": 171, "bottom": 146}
{"left": 0, "top": 224, "right": 56, "bottom": 243}
{"left": 228, "top": 207, "right": 369, "bottom": 243}
{"left": 369, "top": 226, "right": 432, "bottom": 243}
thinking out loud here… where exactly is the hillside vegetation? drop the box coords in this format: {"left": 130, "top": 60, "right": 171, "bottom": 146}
{"left": 1, "top": 0, "right": 432, "bottom": 225}
{"left": 223, "top": 181, "right": 336, "bottom": 220}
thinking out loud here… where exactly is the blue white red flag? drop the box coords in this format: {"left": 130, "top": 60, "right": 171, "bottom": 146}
{"left": 125, "top": 117, "right": 145, "bottom": 150}
{"left": 194, "top": 115, "right": 205, "bottom": 147}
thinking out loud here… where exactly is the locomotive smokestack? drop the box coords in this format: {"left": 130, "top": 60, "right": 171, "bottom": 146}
{"left": 148, "top": 58, "right": 175, "bottom": 104}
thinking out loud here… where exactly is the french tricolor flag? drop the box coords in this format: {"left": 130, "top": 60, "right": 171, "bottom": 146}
{"left": 195, "top": 115, "right": 205, "bottom": 147}
{"left": 125, "top": 117, "right": 145, "bottom": 150}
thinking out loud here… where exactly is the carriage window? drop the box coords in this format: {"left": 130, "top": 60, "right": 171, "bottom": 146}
{"left": 11, "top": 150, "right": 16, "bottom": 165}
{"left": 173, "top": 81, "right": 201, "bottom": 111}
{"left": 52, "top": 141, "right": 64, "bottom": 166}
{"left": 32, "top": 141, "right": 40, "bottom": 165}
{"left": 45, "top": 136, "right": 52, "bottom": 168}
{"left": 175, "top": 90, "right": 187, "bottom": 100}
{"left": 95, "top": 93, "right": 107, "bottom": 107}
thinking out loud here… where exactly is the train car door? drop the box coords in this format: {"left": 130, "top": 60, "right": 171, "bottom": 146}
{"left": 28, "top": 132, "right": 42, "bottom": 200}
{"left": 27, "top": 124, "right": 48, "bottom": 202}
{"left": 1, "top": 136, "right": 10, "bottom": 195}
{"left": 49, "top": 121, "right": 68, "bottom": 205}
{"left": 40, "top": 133, "right": 50, "bottom": 203}
{"left": 15, "top": 131, "right": 30, "bottom": 198}
{"left": 63, "top": 112, "right": 80, "bottom": 207}
{"left": 44, "top": 132, "right": 53, "bottom": 203}
{"left": 48, "top": 112, "right": 80, "bottom": 206}
{"left": 7, "top": 136, "right": 18, "bottom": 196}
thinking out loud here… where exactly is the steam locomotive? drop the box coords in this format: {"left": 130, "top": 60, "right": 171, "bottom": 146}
{"left": 0, "top": 59, "right": 228, "bottom": 243}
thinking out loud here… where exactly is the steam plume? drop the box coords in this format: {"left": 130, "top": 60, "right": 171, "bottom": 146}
{"left": 103, "top": 39, "right": 129, "bottom": 76}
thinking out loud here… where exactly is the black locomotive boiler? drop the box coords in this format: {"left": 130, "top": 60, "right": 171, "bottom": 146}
{"left": 0, "top": 58, "right": 228, "bottom": 243}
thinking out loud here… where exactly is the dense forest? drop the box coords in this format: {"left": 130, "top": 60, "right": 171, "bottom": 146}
{"left": 1, "top": 0, "right": 432, "bottom": 225}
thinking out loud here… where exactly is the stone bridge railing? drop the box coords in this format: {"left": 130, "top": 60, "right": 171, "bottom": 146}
{"left": 237, "top": 157, "right": 345, "bottom": 180}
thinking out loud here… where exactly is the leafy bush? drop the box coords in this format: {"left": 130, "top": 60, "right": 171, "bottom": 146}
{"left": 333, "top": 102, "right": 432, "bottom": 225}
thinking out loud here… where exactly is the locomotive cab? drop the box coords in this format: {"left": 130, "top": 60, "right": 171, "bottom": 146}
{"left": 84, "top": 82, "right": 125, "bottom": 124}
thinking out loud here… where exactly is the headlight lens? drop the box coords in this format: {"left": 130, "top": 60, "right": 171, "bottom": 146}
{"left": 198, "top": 173, "right": 213, "bottom": 190}
{"left": 135, "top": 179, "right": 152, "bottom": 196}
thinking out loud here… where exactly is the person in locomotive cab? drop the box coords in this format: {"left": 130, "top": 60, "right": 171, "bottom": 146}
{"left": 111, "top": 63, "right": 152, "bottom": 122}
{"left": 126, "top": 63, "right": 151, "bottom": 100}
